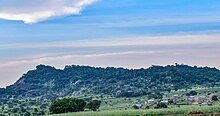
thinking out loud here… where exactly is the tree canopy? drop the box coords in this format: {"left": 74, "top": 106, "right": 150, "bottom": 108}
{"left": 1, "top": 64, "right": 220, "bottom": 99}
{"left": 50, "top": 98, "right": 86, "bottom": 114}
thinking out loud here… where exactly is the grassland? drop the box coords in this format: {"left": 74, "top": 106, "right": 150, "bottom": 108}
{"left": 51, "top": 87, "right": 220, "bottom": 116}
{"left": 1, "top": 87, "right": 219, "bottom": 116}
{"left": 51, "top": 101, "right": 220, "bottom": 116}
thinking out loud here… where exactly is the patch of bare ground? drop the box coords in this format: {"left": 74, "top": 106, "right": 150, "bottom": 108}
{"left": 166, "top": 111, "right": 220, "bottom": 116}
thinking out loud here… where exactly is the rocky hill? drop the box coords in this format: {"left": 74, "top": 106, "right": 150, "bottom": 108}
{"left": 1, "top": 64, "right": 220, "bottom": 99}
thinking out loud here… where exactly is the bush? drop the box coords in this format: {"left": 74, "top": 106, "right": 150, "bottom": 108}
{"left": 133, "top": 105, "right": 140, "bottom": 109}
{"left": 154, "top": 103, "right": 168, "bottom": 109}
{"left": 188, "top": 91, "right": 197, "bottom": 96}
{"left": 50, "top": 98, "right": 86, "bottom": 114}
{"left": 86, "top": 100, "right": 101, "bottom": 111}
{"left": 212, "top": 95, "right": 218, "bottom": 101}
{"left": 24, "top": 112, "right": 31, "bottom": 116}
{"left": 11, "top": 107, "right": 19, "bottom": 113}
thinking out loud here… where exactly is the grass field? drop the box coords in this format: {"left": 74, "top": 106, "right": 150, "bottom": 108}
{"left": 1, "top": 87, "right": 219, "bottom": 116}
{"left": 50, "top": 87, "right": 220, "bottom": 116}
{"left": 51, "top": 101, "right": 220, "bottom": 116}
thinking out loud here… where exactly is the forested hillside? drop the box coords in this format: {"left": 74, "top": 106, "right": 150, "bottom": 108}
{"left": 1, "top": 64, "right": 220, "bottom": 99}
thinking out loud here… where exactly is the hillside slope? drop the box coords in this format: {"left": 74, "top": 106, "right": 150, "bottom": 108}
{"left": 1, "top": 64, "right": 220, "bottom": 99}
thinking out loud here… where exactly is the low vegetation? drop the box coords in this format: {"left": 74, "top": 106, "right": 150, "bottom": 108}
{"left": 50, "top": 98, "right": 87, "bottom": 114}
{"left": 0, "top": 64, "right": 220, "bottom": 115}
{"left": 51, "top": 101, "right": 220, "bottom": 116}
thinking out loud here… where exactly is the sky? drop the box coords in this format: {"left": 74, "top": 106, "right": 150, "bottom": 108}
{"left": 1, "top": 0, "right": 220, "bottom": 87}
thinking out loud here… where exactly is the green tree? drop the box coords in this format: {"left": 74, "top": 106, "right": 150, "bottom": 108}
{"left": 154, "top": 103, "right": 168, "bottom": 109}
{"left": 86, "top": 100, "right": 101, "bottom": 111}
{"left": 24, "top": 112, "right": 31, "bottom": 116}
{"left": 189, "top": 91, "right": 198, "bottom": 96}
{"left": 212, "top": 95, "right": 218, "bottom": 101}
{"left": 50, "top": 98, "right": 86, "bottom": 114}
{"left": 186, "top": 91, "right": 198, "bottom": 96}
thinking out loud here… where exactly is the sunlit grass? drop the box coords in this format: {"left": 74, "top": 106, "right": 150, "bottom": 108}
{"left": 51, "top": 101, "right": 220, "bottom": 116}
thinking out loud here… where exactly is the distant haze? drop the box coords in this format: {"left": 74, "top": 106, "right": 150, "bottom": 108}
{"left": 1, "top": 0, "right": 220, "bottom": 87}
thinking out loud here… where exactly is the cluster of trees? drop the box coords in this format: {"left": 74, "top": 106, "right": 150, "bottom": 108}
{"left": 0, "top": 98, "right": 50, "bottom": 116}
{"left": 2, "top": 64, "right": 220, "bottom": 99}
{"left": 50, "top": 98, "right": 101, "bottom": 114}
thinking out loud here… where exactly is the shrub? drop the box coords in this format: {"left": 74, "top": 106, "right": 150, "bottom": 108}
{"left": 154, "top": 103, "right": 168, "bottom": 109}
{"left": 133, "top": 105, "right": 140, "bottom": 109}
{"left": 86, "top": 100, "right": 102, "bottom": 111}
{"left": 50, "top": 98, "right": 86, "bottom": 114}
{"left": 212, "top": 95, "right": 218, "bottom": 101}
{"left": 24, "top": 112, "right": 31, "bottom": 116}
{"left": 189, "top": 91, "right": 197, "bottom": 96}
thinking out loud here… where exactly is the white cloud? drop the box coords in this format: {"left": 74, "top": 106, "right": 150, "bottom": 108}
{"left": 0, "top": 0, "right": 97, "bottom": 24}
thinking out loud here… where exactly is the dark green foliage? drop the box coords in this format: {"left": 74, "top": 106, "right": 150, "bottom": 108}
{"left": 24, "top": 112, "right": 31, "bottom": 116}
{"left": 133, "top": 105, "right": 140, "bottom": 109}
{"left": 154, "top": 103, "right": 168, "bottom": 109}
{"left": 50, "top": 98, "right": 86, "bottom": 114}
{"left": 189, "top": 91, "right": 198, "bottom": 96}
{"left": 147, "top": 92, "right": 163, "bottom": 100}
{"left": 11, "top": 107, "right": 19, "bottom": 113}
{"left": 186, "top": 91, "right": 198, "bottom": 96}
{"left": 145, "top": 106, "right": 150, "bottom": 109}
{"left": 212, "top": 95, "right": 218, "bottom": 101}
{"left": 1, "top": 64, "right": 220, "bottom": 99}
{"left": 86, "top": 100, "right": 101, "bottom": 111}
{"left": 168, "top": 99, "right": 174, "bottom": 104}
{"left": 20, "top": 106, "right": 26, "bottom": 112}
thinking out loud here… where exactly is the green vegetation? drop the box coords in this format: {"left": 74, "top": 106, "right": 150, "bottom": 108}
{"left": 0, "top": 87, "right": 220, "bottom": 115}
{"left": 186, "top": 91, "right": 198, "bottom": 96}
{"left": 0, "top": 98, "right": 50, "bottom": 116}
{"left": 86, "top": 100, "right": 101, "bottom": 111}
{"left": 1, "top": 64, "right": 220, "bottom": 115}
{"left": 50, "top": 98, "right": 86, "bottom": 114}
{"left": 51, "top": 101, "right": 220, "bottom": 116}
{"left": 2, "top": 64, "right": 220, "bottom": 99}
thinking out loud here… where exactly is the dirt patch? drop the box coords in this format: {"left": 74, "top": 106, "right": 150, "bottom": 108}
{"left": 188, "top": 111, "right": 205, "bottom": 115}
{"left": 166, "top": 112, "right": 220, "bottom": 116}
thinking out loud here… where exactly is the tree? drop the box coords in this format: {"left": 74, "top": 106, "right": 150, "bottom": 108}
{"left": 86, "top": 100, "right": 101, "bottom": 111}
{"left": 24, "top": 112, "right": 31, "bottom": 116}
{"left": 148, "top": 92, "right": 163, "bottom": 100}
{"left": 186, "top": 91, "right": 198, "bottom": 96}
{"left": 1, "top": 106, "right": 4, "bottom": 112}
{"left": 11, "top": 107, "right": 19, "bottom": 113}
{"left": 212, "top": 95, "right": 218, "bottom": 101}
{"left": 168, "top": 99, "right": 174, "bottom": 104}
{"left": 50, "top": 98, "right": 86, "bottom": 114}
{"left": 20, "top": 106, "right": 26, "bottom": 112}
{"left": 154, "top": 103, "right": 168, "bottom": 109}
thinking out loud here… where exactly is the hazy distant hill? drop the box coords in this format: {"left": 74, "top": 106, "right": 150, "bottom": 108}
{"left": 1, "top": 64, "right": 220, "bottom": 99}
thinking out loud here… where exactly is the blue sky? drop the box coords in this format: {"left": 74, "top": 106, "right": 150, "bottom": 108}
{"left": 1, "top": 0, "right": 220, "bottom": 87}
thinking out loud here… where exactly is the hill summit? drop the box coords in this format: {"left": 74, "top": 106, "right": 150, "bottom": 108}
{"left": 1, "top": 64, "right": 220, "bottom": 99}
